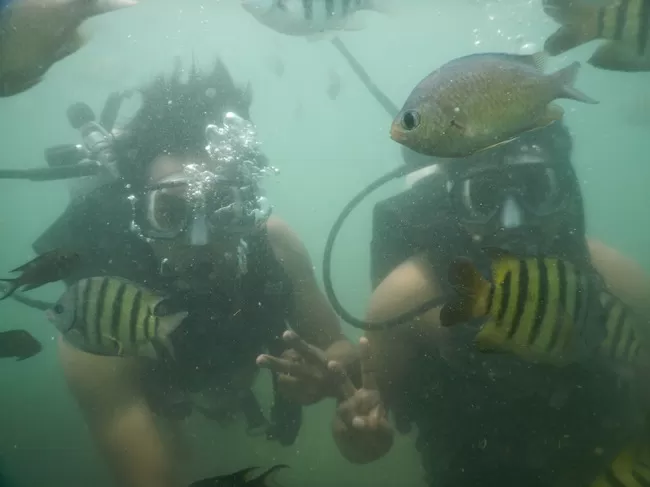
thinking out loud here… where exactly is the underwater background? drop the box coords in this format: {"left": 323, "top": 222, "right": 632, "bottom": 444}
{"left": 0, "top": 0, "right": 648, "bottom": 486}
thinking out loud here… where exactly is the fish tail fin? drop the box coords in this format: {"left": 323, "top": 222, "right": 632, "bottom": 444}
{"left": 257, "top": 464, "right": 290, "bottom": 486}
{"left": 553, "top": 61, "right": 599, "bottom": 104}
{"left": 158, "top": 311, "right": 188, "bottom": 337}
{"left": 440, "top": 258, "right": 491, "bottom": 327}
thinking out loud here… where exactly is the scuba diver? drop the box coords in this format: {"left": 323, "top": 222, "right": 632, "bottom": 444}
{"left": 20, "top": 58, "right": 354, "bottom": 487}
{"left": 324, "top": 121, "right": 650, "bottom": 486}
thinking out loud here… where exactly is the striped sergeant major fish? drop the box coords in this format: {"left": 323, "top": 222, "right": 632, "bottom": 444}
{"left": 542, "top": 0, "right": 650, "bottom": 71}
{"left": 598, "top": 291, "right": 650, "bottom": 371}
{"left": 440, "top": 250, "right": 608, "bottom": 367}
{"left": 240, "top": 0, "right": 391, "bottom": 39}
{"left": 47, "top": 276, "right": 187, "bottom": 359}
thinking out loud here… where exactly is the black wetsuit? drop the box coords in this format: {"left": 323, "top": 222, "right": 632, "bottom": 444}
{"left": 32, "top": 185, "right": 302, "bottom": 445}
{"left": 371, "top": 175, "right": 643, "bottom": 487}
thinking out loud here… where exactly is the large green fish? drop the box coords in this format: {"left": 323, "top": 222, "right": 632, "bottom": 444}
{"left": 390, "top": 52, "right": 598, "bottom": 158}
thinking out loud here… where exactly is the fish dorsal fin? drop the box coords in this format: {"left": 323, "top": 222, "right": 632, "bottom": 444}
{"left": 454, "top": 51, "right": 547, "bottom": 72}
{"left": 253, "top": 464, "right": 290, "bottom": 486}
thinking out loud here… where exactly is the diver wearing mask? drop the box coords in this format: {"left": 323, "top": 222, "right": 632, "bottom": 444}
{"left": 44, "top": 59, "right": 354, "bottom": 487}
{"left": 328, "top": 122, "right": 650, "bottom": 487}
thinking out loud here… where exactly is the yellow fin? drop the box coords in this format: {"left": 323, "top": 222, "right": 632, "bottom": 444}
{"left": 440, "top": 258, "right": 490, "bottom": 327}
{"left": 474, "top": 320, "right": 506, "bottom": 353}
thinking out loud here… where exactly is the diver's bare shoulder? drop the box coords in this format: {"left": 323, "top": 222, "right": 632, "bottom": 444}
{"left": 587, "top": 238, "right": 650, "bottom": 316}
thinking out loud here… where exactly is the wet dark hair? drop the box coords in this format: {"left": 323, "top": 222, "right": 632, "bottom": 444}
{"left": 114, "top": 57, "right": 253, "bottom": 188}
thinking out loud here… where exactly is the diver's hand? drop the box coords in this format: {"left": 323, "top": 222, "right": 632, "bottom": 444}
{"left": 331, "top": 337, "right": 394, "bottom": 464}
{"left": 256, "top": 330, "right": 340, "bottom": 405}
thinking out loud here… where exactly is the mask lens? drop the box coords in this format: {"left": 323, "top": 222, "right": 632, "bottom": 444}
{"left": 459, "top": 173, "right": 503, "bottom": 220}
{"left": 146, "top": 184, "right": 190, "bottom": 237}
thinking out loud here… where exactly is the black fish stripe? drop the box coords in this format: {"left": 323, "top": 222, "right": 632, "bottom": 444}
{"left": 620, "top": 309, "right": 636, "bottom": 360}
{"left": 604, "top": 467, "right": 627, "bottom": 487}
{"left": 326, "top": 0, "right": 334, "bottom": 17}
{"left": 95, "top": 277, "right": 109, "bottom": 347}
{"left": 529, "top": 258, "right": 548, "bottom": 345}
{"left": 508, "top": 260, "right": 528, "bottom": 339}
{"left": 632, "top": 470, "right": 650, "bottom": 487}
{"left": 615, "top": 0, "right": 630, "bottom": 41}
{"left": 547, "top": 259, "right": 567, "bottom": 352}
{"left": 302, "top": 0, "right": 313, "bottom": 20}
{"left": 129, "top": 290, "right": 142, "bottom": 346}
{"left": 572, "top": 271, "right": 585, "bottom": 335}
{"left": 496, "top": 271, "right": 512, "bottom": 325}
{"left": 638, "top": 0, "right": 650, "bottom": 56}
{"left": 342, "top": 0, "right": 351, "bottom": 15}
{"left": 486, "top": 281, "right": 495, "bottom": 315}
{"left": 610, "top": 302, "right": 626, "bottom": 359}
{"left": 601, "top": 294, "right": 618, "bottom": 358}
{"left": 71, "top": 280, "right": 81, "bottom": 331}
{"left": 81, "top": 278, "right": 93, "bottom": 342}
{"left": 111, "top": 282, "right": 127, "bottom": 347}
{"left": 598, "top": 6, "right": 607, "bottom": 38}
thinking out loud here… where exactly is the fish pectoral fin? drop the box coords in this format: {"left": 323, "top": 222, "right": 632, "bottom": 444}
{"left": 544, "top": 25, "right": 594, "bottom": 56}
{"left": 589, "top": 41, "right": 650, "bottom": 72}
{"left": 102, "top": 334, "right": 123, "bottom": 356}
{"left": 474, "top": 321, "right": 504, "bottom": 353}
{"left": 473, "top": 136, "right": 520, "bottom": 154}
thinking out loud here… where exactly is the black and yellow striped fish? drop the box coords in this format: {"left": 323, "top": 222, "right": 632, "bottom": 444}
{"left": 585, "top": 439, "right": 650, "bottom": 487}
{"left": 440, "top": 253, "right": 607, "bottom": 366}
{"left": 543, "top": 0, "right": 650, "bottom": 71}
{"left": 47, "top": 276, "right": 187, "bottom": 358}
{"left": 598, "top": 291, "right": 649, "bottom": 370}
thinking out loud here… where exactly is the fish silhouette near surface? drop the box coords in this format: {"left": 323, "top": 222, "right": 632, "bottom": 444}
{"left": 241, "top": 0, "right": 390, "bottom": 40}
{"left": 0, "top": 0, "right": 138, "bottom": 97}
{"left": 0, "top": 330, "right": 42, "bottom": 361}
{"left": 0, "top": 249, "right": 82, "bottom": 301}
{"left": 189, "top": 464, "right": 289, "bottom": 487}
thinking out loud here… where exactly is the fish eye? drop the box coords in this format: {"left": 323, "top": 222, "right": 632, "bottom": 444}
{"left": 401, "top": 110, "right": 420, "bottom": 131}
{"left": 53, "top": 304, "right": 64, "bottom": 314}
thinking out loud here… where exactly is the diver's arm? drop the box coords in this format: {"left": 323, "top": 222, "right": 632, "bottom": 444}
{"left": 266, "top": 216, "right": 355, "bottom": 366}
{"left": 332, "top": 252, "right": 442, "bottom": 464}
{"left": 587, "top": 238, "right": 650, "bottom": 316}
{"left": 364, "top": 252, "right": 442, "bottom": 403}
{"left": 57, "top": 338, "right": 177, "bottom": 487}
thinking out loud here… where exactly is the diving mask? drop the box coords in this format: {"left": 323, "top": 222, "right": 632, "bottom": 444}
{"left": 447, "top": 138, "right": 575, "bottom": 254}
{"left": 131, "top": 112, "right": 276, "bottom": 244}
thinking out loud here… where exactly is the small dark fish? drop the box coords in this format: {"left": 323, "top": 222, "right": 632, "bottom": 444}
{"left": 543, "top": 0, "right": 650, "bottom": 71}
{"left": 390, "top": 52, "right": 598, "bottom": 158}
{"left": 189, "top": 465, "right": 289, "bottom": 487}
{"left": 440, "top": 250, "right": 607, "bottom": 366}
{"left": 0, "top": 249, "right": 82, "bottom": 301}
{"left": 326, "top": 68, "right": 341, "bottom": 100}
{"left": 0, "top": 330, "right": 42, "bottom": 361}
